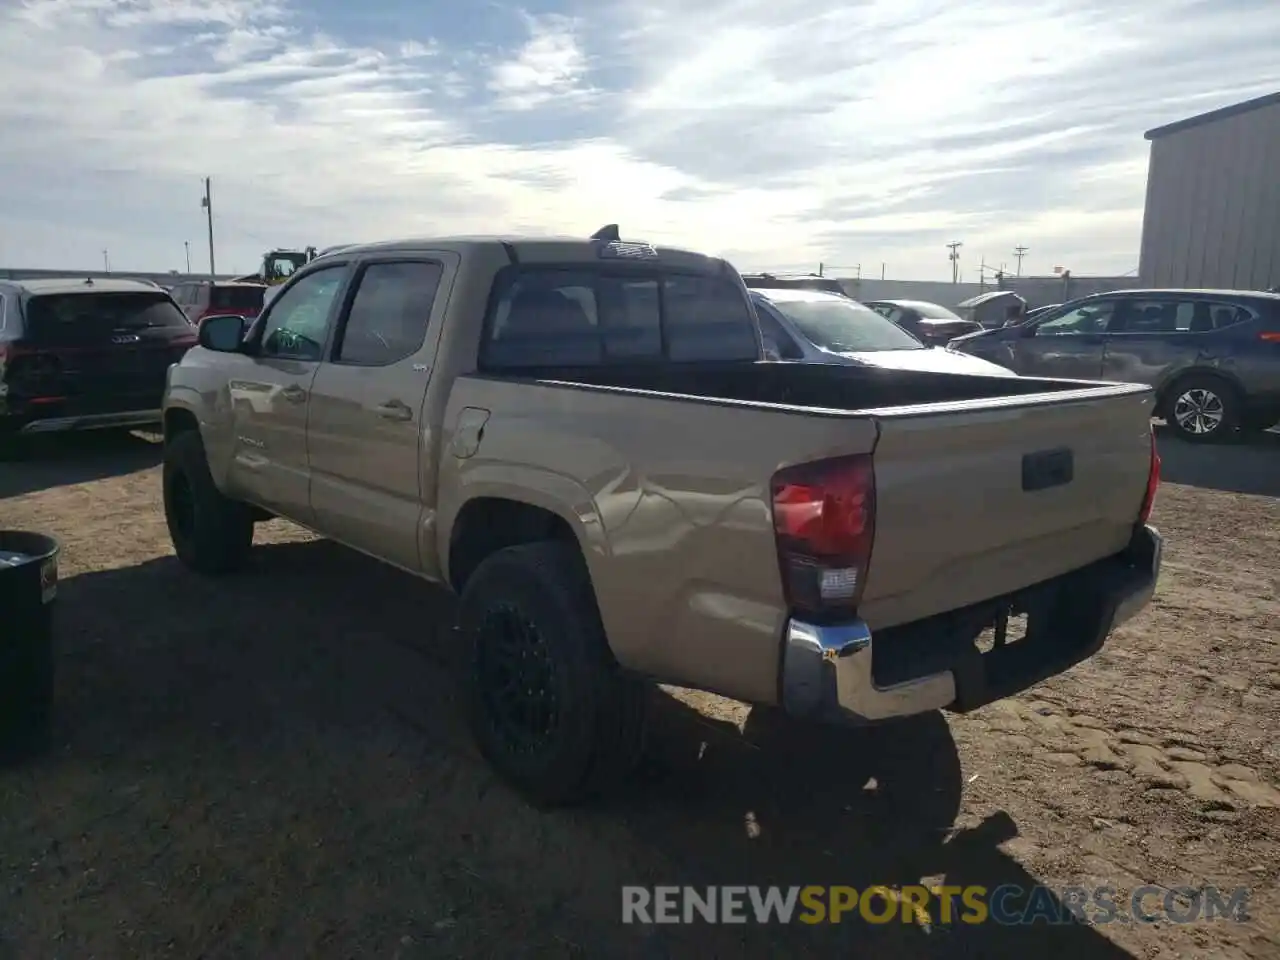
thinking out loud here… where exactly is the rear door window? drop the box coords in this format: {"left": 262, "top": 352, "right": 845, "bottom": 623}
{"left": 1114, "top": 298, "right": 1259, "bottom": 333}
{"left": 211, "top": 285, "right": 266, "bottom": 314}
{"left": 481, "top": 268, "right": 758, "bottom": 368}
{"left": 332, "top": 260, "right": 444, "bottom": 366}
{"left": 23, "top": 292, "right": 192, "bottom": 347}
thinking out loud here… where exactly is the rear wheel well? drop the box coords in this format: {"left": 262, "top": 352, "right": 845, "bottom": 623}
{"left": 1157, "top": 369, "right": 1240, "bottom": 418}
{"left": 449, "top": 498, "right": 579, "bottom": 592}
{"left": 164, "top": 408, "right": 200, "bottom": 444}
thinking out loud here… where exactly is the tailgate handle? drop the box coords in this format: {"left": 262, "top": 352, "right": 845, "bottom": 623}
{"left": 1022, "top": 447, "right": 1073, "bottom": 492}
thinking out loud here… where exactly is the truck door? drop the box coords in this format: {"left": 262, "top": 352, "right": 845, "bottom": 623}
{"left": 223, "top": 263, "right": 350, "bottom": 524}
{"left": 306, "top": 253, "right": 455, "bottom": 572}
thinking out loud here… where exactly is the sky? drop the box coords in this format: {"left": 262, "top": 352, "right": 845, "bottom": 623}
{"left": 0, "top": 0, "right": 1278, "bottom": 280}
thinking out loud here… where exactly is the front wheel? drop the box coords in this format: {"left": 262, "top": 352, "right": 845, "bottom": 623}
{"left": 458, "top": 541, "right": 648, "bottom": 808}
{"left": 163, "top": 430, "right": 255, "bottom": 574}
{"left": 1165, "top": 376, "right": 1241, "bottom": 443}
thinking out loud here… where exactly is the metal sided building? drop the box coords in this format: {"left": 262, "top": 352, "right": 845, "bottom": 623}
{"left": 1138, "top": 91, "right": 1280, "bottom": 291}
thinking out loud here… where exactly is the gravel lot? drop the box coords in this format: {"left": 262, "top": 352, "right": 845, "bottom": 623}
{"left": 1, "top": 428, "right": 1278, "bottom": 959}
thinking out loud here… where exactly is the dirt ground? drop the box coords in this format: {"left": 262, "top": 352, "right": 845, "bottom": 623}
{"left": 1, "top": 428, "right": 1278, "bottom": 959}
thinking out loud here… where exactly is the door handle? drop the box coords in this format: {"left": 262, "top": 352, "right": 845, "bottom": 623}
{"left": 375, "top": 399, "right": 413, "bottom": 421}
{"left": 280, "top": 385, "right": 307, "bottom": 403}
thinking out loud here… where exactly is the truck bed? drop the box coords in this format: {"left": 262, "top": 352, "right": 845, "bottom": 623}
{"left": 500, "top": 359, "right": 1139, "bottom": 414}
{"left": 466, "top": 359, "right": 1154, "bottom": 634}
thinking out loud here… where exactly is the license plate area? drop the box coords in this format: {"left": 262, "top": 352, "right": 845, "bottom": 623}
{"left": 869, "top": 572, "right": 1089, "bottom": 692}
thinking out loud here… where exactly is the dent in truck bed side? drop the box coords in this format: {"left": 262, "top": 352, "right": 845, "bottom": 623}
{"left": 435, "top": 374, "right": 879, "bottom": 706}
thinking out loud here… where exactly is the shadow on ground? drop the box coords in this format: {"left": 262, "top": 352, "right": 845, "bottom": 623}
{"left": 0, "top": 429, "right": 162, "bottom": 500}
{"left": 0, "top": 539, "right": 1137, "bottom": 958}
{"left": 1154, "top": 425, "right": 1280, "bottom": 498}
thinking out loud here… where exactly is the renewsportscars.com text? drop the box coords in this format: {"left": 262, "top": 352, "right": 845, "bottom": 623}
{"left": 621, "top": 884, "right": 1250, "bottom": 926}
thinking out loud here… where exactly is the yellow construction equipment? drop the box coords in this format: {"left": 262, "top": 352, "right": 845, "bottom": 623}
{"left": 232, "top": 247, "right": 318, "bottom": 286}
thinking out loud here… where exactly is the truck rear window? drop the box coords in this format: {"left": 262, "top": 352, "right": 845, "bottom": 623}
{"left": 211, "top": 285, "right": 266, "bottom": 312}
{"left": 480, "top": 268, "right": 760, "bottom": 368}
{"left": 24, "top": 292, "right": 191, "bottom": 347}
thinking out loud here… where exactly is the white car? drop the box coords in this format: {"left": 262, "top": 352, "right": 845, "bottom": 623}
{"left": 750, "top": 287, "right": 1017, "bottom": 377}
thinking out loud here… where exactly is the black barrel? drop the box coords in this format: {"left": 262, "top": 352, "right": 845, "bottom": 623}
{"left": 0, "top": 530, "right": 60, "bottom": 762}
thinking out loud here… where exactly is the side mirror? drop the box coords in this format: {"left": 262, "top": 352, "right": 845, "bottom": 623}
{"left": 198, "top": 314, "right": 248, "bottom": 352}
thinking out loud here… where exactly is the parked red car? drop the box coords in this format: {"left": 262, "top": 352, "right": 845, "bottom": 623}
{"left": 168, "top": 281, "right": 266, "bottom": 326}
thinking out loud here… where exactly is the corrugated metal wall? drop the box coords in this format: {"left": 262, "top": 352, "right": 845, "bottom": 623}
{"left": 1139, "top": 100, "right": 1280, "bottom": 290}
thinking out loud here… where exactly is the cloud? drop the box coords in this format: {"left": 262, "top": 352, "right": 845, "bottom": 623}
{"left": 0, "top": 0, "right": 1277, "bottom": 278}
{"left": 488, "top": 13, "right": 594, "bottom": 111}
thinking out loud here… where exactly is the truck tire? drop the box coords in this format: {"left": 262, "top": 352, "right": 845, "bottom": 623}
{"left": 1163, "top": 373, "right": 1241, "bottom": 443}
{"left": 163, "top": 430, "right": 255, "bottom": 575}
{"left": 458, "top": 541, "right": 648, "bottom": 807}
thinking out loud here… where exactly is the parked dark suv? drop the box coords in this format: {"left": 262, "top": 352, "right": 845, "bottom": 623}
{"left": 949, "top": 288, "right": 1280, "bottom": 442}
{"left": 0, "top": 277, "right": 197, "bottom": 439}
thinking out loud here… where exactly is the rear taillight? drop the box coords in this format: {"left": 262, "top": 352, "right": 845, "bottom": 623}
{"left": 1139, "top": 428, "right": 1160, "bottom": 525}
{"left": 770, "top": 454, "right": 876, "bottom": 620}
{"left": 1260, "top": 331, "right": 1280, "bottom": 343}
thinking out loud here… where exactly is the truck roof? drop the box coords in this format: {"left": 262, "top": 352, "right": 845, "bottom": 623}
{"left": 325, "top": 234, "right": 728, "bottom": 271}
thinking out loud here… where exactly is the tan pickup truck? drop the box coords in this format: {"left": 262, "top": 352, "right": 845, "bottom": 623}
{"left": 161, "top": 229, "right": 1163, "bottom": 807}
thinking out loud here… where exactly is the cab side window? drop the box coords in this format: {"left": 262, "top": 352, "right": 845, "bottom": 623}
{"left": 259, "top": 267, "right": 346, "bottom": 361}
{"left": 333, "top": 261, "right": 444, "bottom": 366}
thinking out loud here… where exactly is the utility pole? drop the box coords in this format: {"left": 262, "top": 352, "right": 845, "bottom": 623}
{"left": 102, "top": 249, "right": 110, "bottom": 272}
{"left": 881, "top": 263, "right": 885, "bottom": 280}
{"left": 817, "top": 262, "right": 824, "bottom": 276}
{"left": 201, "top": 177, "right": 216, "bottom": 278}
{"left": 946, "top": 241, "right": 963, "bottom": 283}
{"left": 1013, "top": 245, "right": 1028, "bottom": 277}
{"left": 184, "top": 240, "right": 191, "bottom": 273}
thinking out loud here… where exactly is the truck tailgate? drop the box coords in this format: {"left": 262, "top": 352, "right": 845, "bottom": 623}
{"left": 858, "top": 383, "right": 1155, "bottom": 630}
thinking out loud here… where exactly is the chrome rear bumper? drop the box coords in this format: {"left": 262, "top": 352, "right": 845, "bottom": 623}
{"left": 781, "top": 525, "right": 1163, "bottom": 724}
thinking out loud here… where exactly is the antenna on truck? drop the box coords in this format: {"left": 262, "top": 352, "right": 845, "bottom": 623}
{"left": 590, "top": 224, "right": 621, "bottom": 242}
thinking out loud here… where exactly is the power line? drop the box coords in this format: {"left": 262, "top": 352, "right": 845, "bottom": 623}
{"left": 946, "top": 241, "right": 963, "bottom": 283}
{"left": 1013, "top": 245, "right": 1028, "bottom": 277}
{"left": 201, "top": 177, "right": 216, "bottom": 278}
